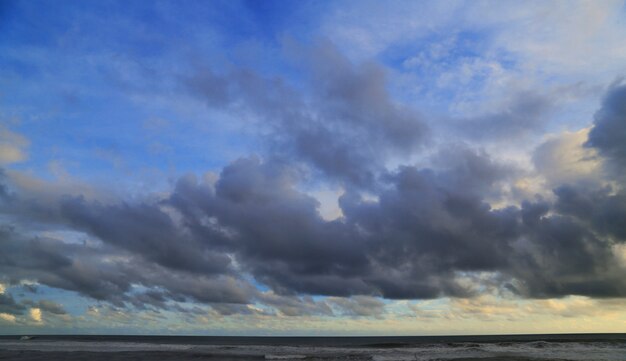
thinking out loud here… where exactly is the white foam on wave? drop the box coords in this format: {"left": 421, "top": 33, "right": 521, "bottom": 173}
{"left": 265, "top": 354, "right": 307, "bottom": 359}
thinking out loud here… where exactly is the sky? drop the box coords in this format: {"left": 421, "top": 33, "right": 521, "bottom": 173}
{"left": 1, "top": 0, "right": 626, "bottom": 336}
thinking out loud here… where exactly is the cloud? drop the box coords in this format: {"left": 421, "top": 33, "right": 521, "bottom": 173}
{"left": 168, "top": 157, "right": 373, "bottom": 297}
{"left": 186, "top": 41, "right": 427, "bottom": 187}
{"left": 455, "top": 90, "right": 555, "bottom": 141}
{"left": 29, "top": 307, "right": 42, "bottom": 322}
{"left": 2, "top": 112, "right": 626, "bottom": 311}
{"left": 22, "top": 300, "right": 67, "bottom": 315}
{"left": 0, "top": 292, "right": 25, "bottom": 315}
{"left": 534, "top": 128, "right": 602, "bottom": 187}
{"left": 0, "top": 125, "right": 29, "bottom": 165}
{"left": 0, "top": 313, "right": 16, "bottom": 323}
{"left": 1, "top": 46, "right": 626, "bottom": 324}
{"left": 321, "top": 1, "right": 462, "bottom": 59}
{"left": 258, "top": 292, "right": 333, "bottom": 317}
{"left": 0, "top": 224, "right": 255, "bottom": 309}
{"left": 447, "top": 81, "right": 597, "bottom": 146}
{"left": 320, "top": 1, "right": 625, "bottom": 157}
{"left": 510, "top": 194, "right": 626, "bottom": 298}
{"left": 209, "top": 302, "right": 269, "bottom": 316}
{"left": 59, "top": 197, "right": 233, "bottom": 275}
{"left": 323, "top": 1, "right": 626, "bottom": 79}
{"left": 587, "top": 82, "right": 626, "bottom": 176}
{"left": 328, "top": 296, "right": 385, "bottom": 317}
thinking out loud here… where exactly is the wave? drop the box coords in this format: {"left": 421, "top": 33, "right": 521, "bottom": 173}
{"left": 1, "top": 336, "right": 625, "bottom": 361}
{"left": 265, "top": 355, "right": 307, "bottom": 359}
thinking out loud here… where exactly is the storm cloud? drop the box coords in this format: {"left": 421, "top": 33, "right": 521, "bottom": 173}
{"left": 587, "top": 82, "right": 626, "bottom": 175}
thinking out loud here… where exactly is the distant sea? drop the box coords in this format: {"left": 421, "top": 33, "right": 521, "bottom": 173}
{"left": 0, "top": 333, "right": 625, "bottom": 360}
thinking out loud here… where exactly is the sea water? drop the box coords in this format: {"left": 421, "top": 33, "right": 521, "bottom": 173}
{"left": 0, "top": 334, "right": 624, "bottom": 360}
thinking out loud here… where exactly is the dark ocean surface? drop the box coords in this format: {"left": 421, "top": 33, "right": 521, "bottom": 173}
{"left": 0, "top": 333, "right": 624, "bottom": 360}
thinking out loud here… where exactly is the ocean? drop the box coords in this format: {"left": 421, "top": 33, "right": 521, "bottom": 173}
{"left": 0, "top": 334, "right": 624, "bottom": 360}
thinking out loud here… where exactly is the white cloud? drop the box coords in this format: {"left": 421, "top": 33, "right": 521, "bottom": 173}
{"left": 0, "top": 125, "right": 29, "bottom": 164}
{"left": 0, "top": 313, "right": 16, "bottom": 323}
{"left": 326, "top": 1, "right": 626, "bottom": 77}
{"left": 5, "top": 168, "right": 114, "bottom": 205}
{"left": 322, "top": 1, "right": 462, "bottom": 59}
{"left": 308, "top": 188, "right": 344, "bottom": 221}
{"left": 480, "top": 0, "right": 626, "bottom": 78}
{"left": 533, "top": 128, "right": 602, "bottom": 187}
{"left": 323, "top": 0, "right": 626, "bottom": 137}
{"left": 30, "top": 308, "right": 42, "bottom": 323}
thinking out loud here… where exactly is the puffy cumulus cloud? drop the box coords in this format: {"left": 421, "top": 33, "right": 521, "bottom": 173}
{"left": 186, "top": 41, "right": 426, "bottom": 187}
{"left": 0, "top": 125, "right": 29, "bottom": 165}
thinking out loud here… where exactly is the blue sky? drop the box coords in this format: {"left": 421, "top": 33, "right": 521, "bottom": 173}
{"left": 2, "top": 0, "right": 626, "bottom": 335}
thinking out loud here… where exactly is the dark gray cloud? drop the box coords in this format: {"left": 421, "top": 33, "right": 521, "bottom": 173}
{"left": 0, "top": 292, "right": 25, "bottom": 315}
{"left": 0, "top": 223, "right": 255, "bottom": 309}
{"left": 511, "top": 195, "right": 626, "bottom": 298}
{"left": 587, "top": 82, "right": 626, "bottom": 174}
{"left": 169, "top": 157, "right": 372, "bottom": 297}
{"left": 59, "top": 197, "right": 232, "bottom": 275}
{"left": 141, "top": 144, "right": 626, "bottom": 299}
{"left": 554, "top": 185, "right": 626, "bottom": 244}
{"left": 335, "top": 157, "right": 519, "bottom": 298}
{"left": 116, "top": 150, "right": 517, "bottom": 300}
{"left": 429, "top": 145, "right": 519, "bottom": 198}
